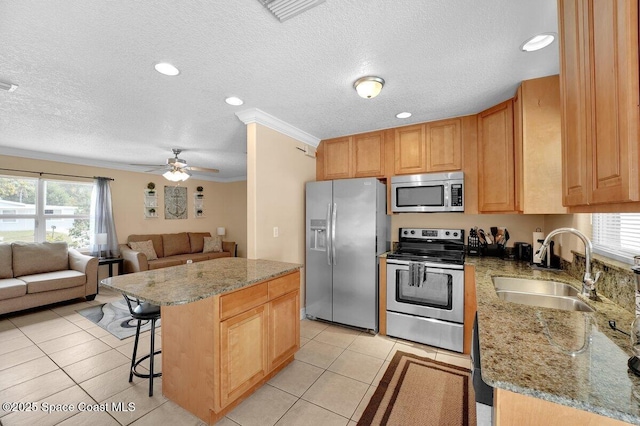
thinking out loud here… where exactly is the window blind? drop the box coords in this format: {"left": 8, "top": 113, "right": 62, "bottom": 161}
{"left": 592, "top": 213, "right": 640, "bottom": 264}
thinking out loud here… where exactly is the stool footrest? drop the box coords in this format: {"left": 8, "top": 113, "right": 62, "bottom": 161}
{"left": 131, "top": 350, "right": 162, "bottom": 380}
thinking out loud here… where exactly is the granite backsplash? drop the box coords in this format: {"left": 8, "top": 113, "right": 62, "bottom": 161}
{"left": 561, "top": 251, "right": 636, "bottom": 314}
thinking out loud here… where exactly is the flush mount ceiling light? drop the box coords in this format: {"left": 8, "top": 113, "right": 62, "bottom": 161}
{"left": 0, "top": 81, "right": 18, "bottom": 92}
{"left": 354, "top": 76, "right": 385, "bottom": 99}
{"left": 396, "top": 112, "right": 412, "bottom": 119}
{"left": 225, "top": 96, "right": 244, "bottom": 106}
{"left": 154, "top": 62, "right": 180, "bottom": 76}
{"left": 520, "top": 33, "right": 556, "bottom": 52}
{"left": 163, "top": 167, "right": 191, "bottom": 182}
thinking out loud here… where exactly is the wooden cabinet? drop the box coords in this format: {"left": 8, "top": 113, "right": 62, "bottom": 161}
{"left": 393, "top": 119, "right": 463, "bottom": 175}
{"left": 425, "top": 118, "right": 462, "bottom": 172}
{"left": 352, "top": 131, "right": 385, "bottom": 177}
{"left": 220, "top": 305, "right": 268, "bottom": 408}
{"left": 494, "top": 388, "right": 630, "bottom": 426}
{"left": 515, "top": 75, "right": 567, "bottom": 214}
{"left": 161, "top": 270, "right": 301, "bottom": 424}
{"left": 477, "top": 100, "right": 516, "bottom": 212}
{"left": 558, "top": 0, "right": 640, "bottom": 208}
{"left": 322, "top": 137, "right": 352, "bottom": 180}
{"left": 268, "top": 290, "right": 300, "bottom": 370}
{"left": 317, "top": 131, "right": 385, "bottom": 180}
{"left": 394, "top": 124, "right": 426, "bottom": 174}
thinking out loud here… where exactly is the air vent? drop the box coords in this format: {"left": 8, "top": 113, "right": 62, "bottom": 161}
{"left": 257, "top": 0, "right": 325, "bottom": 22}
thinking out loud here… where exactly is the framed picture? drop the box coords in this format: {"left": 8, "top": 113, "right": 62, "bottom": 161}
{"left": 164, "top": 186, "right": 187, "bottom": 219}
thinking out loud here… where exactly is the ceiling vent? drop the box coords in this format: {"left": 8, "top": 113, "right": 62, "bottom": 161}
{"left": 257, "top": 0, "right": 325, "bottom": 22}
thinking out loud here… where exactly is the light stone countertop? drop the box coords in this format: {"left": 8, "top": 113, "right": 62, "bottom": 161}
{"left": 468, "top": 257, "right": 640, "bottom": 424}
{"left": 100, "top": 257, "right": 302, "bottom": 306}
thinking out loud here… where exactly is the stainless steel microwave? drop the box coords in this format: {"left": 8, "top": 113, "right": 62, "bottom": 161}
{"left": 391, "top": 172, "right": 464, "bottom": 213}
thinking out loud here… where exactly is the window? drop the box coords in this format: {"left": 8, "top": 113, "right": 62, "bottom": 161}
{"left": 592, "top": 213, "right": 640, "bottom": 264}
{"left": 0, "top": 175, "right": 93, "bottom": 249}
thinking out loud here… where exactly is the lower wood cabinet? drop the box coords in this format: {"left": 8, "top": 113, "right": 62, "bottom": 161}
{"left": 220, "top": 305, "right": 269, "bottom": 408}
{"left": 162, "top": 270, "right": 300, "bottom": 424}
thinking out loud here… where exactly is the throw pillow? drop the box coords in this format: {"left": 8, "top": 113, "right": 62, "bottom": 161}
{"left": 203, "top": 236, "right": 223, "bottom": 253}
{"left": 129, "top": 240, "right": 159, "bottom": 260}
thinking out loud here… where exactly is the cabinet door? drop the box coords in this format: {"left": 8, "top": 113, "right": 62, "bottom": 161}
{"left": 352, "top": 131, "right": 385, "bottom": 177}
{"left": 323, "top": 137, "right": 353, "bottom": 180}
{"left": 425, "top": 118, "right": 462, "bottom": 172}
{"left": 586, "top": 0, "right": 639, "bottom": 204}
{"left": 268, "top": 290, "right": 300, "bottom": 371}
{"left": 478, "top": 100, "right": 516, "bottom": 212}
{"left": 394, "top": 125, "right": 427, "bottom": 174}
{"left": 219, "top": 305, "right": 268, "bottom": 408}
{"left": 513, "top": 86, "right": 523, "bottom": 212}
{"left": 558, "top": 0, "right": 591, "bottom": 206}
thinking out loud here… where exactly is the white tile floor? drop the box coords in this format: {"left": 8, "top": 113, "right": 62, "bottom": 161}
{"left": 0, "top": 288, "right": 471, "bottom": 426}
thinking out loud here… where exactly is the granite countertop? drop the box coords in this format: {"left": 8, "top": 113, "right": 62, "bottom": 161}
{"left": 100, "top": 257, "right": 302, "bottom": 306}
{"left": 469, "top": 257, "right": 640, "bottom": 424}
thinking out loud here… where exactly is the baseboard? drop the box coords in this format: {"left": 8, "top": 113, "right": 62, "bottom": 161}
{"left": 300, "top": 307, "right": 306, "bottom": 320}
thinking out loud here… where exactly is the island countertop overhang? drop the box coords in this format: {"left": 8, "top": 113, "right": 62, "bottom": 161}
{"left": 100, "top": 257, "right": 302, "bottom": 306}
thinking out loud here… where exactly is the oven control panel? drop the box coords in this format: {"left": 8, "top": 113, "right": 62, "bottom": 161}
{"left": 400, "top": 228, "right": 464, "bottom": 241}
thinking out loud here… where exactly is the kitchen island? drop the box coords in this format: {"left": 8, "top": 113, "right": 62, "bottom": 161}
{"left": 101, "top": 257, "right": 302, "bottom": 424}
{"left": 469, "top": 258, "right": 639, "bottom": 425}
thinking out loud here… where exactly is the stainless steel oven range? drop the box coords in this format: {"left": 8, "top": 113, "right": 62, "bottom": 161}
{"left": 386, "top": 228, "right": 465, "bottom": 353}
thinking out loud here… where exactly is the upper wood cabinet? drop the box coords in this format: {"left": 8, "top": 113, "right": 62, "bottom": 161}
{"left": 322, "top": 137, "right": 352, "bottom": 180}
{"left": 394, "top": 124, "right": 427, "bottom": 174}
{"left": 558, "top": 0, "right": 640, "bottom": 207}
{"left": 478, "top": 100, "right": 516, "bottom": 212}
{"left": 394, "top": 119, "right": 462, "bottom": 175}
{"left": 425, "top": 118, "right": 462, "bottom": 172}
{"left": 516, "top": 75, "right": 567, "bottom": 214}
{"left": 352, "top": 131, "right": 385, "bottom": 177}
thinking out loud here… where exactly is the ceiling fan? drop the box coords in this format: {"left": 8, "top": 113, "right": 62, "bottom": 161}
{"left": 133, "top": 149, "right": 219, "bottom": 181}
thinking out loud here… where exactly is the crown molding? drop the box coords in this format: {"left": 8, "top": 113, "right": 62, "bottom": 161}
{"left": 235, "top": 108, "right": 320, "bottom": 147}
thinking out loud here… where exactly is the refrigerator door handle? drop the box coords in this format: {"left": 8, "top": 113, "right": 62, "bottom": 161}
{"left": 331, "top": 202, "right": 337, "bottom": 265}
{"left": 326, "top": 203, "right": 332, "bottom": 266}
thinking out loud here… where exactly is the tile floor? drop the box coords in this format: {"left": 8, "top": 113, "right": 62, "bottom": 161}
{"left": 0, "top": 288, "right": 471, "bottom": 426}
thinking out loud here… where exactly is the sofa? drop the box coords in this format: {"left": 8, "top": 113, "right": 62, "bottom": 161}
{"left": 119, "top": 232, "right": 236, "bottom": 273}
{"left": 0, "top": 242, "right": 99, "bottom": 316}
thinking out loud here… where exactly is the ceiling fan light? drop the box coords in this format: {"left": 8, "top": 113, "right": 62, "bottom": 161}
{"left": 163, "top": 168, "right": 190, "bottom": 182}
{"left": 354, "top": 76, "right": 384, "bottom": 99}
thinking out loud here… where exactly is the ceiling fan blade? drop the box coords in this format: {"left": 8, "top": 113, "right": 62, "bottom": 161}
{"left": 188, "top": 166, "right": 220, "bottom": 173}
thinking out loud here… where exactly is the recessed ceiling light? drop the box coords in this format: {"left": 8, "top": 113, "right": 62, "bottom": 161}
{"left": 396, "top": 112, "right": 412, "bottom": 119}
{"left": 0, "top": 81, "right": 18, "bottom": 92}
{"left": 154, "top": 62, "right": 180, "bottom": 76}
{"left": 225, "top": 97, "right": 244, "bottom": 106}
{"left": 520, "top": 33, "right": 556, "bottom": 52}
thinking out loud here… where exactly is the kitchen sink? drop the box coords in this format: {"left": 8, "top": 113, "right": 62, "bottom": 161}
{"left": 493, "top": 277, "right": 580, "bottom": 297}
{"left": 495, "top": 291, "right": 594, "bottom": 312}
{"left": 492, "top": 277, "right": 594, "bottom": 312}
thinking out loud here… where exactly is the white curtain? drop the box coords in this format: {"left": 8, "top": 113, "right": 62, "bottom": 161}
{"left": 90, "top": 177, "right": 120, "bottom": 258}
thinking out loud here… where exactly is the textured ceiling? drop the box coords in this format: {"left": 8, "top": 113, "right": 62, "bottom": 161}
{"left": 0, "top": 0, "right": 559, "bottom": 181}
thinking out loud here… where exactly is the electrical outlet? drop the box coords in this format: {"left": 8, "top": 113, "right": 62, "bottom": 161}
{"left": 273, "top": 227, "right": 279, "bottom": 237}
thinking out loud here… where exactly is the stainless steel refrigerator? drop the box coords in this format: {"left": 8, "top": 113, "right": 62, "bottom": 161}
{"left": 305, "top": 177, "right": 389, "bottom": 331}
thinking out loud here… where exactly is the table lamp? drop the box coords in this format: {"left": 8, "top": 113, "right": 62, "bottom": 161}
{"left": 96, "top": 233, "right": 108, "bottom": 259}
{"left": 217, "top": 227, "right": 226, "bottom": 238}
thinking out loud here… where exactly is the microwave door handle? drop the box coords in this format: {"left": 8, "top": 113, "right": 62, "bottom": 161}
{"left": 331, "top": 203, "right": 337, "bottom": 265}
{"left": 444, "top": 182, "right": 449, "bottom": 207}
{"left": 326, "top": 203, "right": 332, "bottom": 266}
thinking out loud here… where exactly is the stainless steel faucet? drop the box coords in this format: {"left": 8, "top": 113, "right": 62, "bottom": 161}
{"left": 537, "top": 227, "right": 602, "bottom": 299}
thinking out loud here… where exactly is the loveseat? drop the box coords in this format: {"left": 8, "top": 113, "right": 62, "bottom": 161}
{"left": 0, "top": 242, "right": 98, "bottom": 315}
{"left": 119, "top": 232, "right": 236, "bottom": 273}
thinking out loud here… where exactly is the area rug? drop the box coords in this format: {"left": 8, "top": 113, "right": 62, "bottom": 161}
{"left": 76, "top": 300, "right": 160, "bottom": 340}
{"left": 358, "top": 351, "right": 476, "bottom": 426}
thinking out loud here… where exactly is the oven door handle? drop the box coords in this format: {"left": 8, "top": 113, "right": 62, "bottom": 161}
{"left": 386, "top": 259, "right": 464, "bottom": 271}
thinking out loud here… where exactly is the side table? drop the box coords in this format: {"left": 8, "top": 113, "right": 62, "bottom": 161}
{"left": 98, "top": 257, "right": 124, "bottom": 293}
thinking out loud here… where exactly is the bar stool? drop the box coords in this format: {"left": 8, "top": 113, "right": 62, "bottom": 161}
{"left": 122, "top": 294, "right": 162, "bottom": 396}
